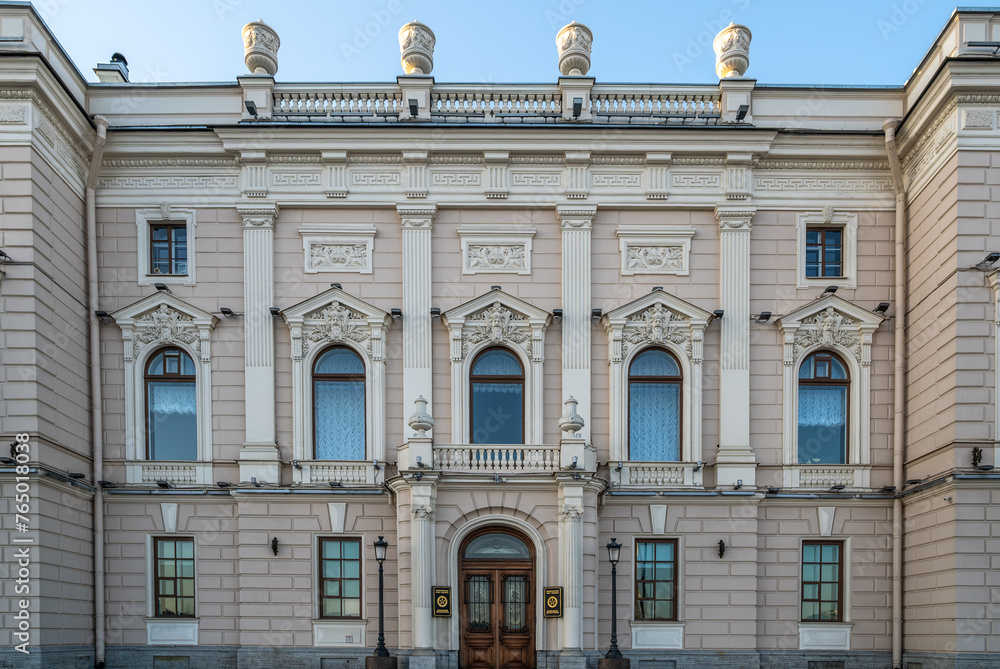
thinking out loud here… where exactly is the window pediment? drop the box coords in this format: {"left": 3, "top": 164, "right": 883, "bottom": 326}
{"left": 776, "top": 295, "right": 885, "bottom": 367}
{"left": 281, "top": 287, "right": 391, "bottom": 362}
{"left": 442, "top": 289, "right": 552, "bottom": 362}
{"left": 112, "top": 294, "right": 217, "bottom": 362}
{"left": 601, "top": 289, "right": 713, "bottom": 363}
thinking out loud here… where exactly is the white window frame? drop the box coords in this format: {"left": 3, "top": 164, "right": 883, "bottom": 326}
{"left": 136, "top": 206, "right": 197, "bottom": 286}
{"left": 281, "top": 287, "right": 391, "bottom": 485}
{"left": 441, "top": 289, "right": 552, "bottom": 445}
{"left": 776, "top": 295, "right": 885, "bottom": 489}
{"left": 796, "top": 209, "right": 858, "bottom": 289}
{"left": 601, "top": 290, "right": 712, "bottom": 486}
{"left": 145, "top": 534, "right": 199, "bottom": 645}
{"left": 112, "top": 294, "right": 216, "bottom": 485}
{"left": 797, "top": 536, "right": 853, "bottom": 651}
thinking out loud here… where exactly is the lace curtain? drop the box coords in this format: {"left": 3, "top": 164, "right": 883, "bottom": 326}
{"left": 798, "top": 385, "right": 847, "bottom": 427}
{"left": 148, "top": 381, "right": 196, "bottom": 414}
{"left": 472, "top": 382, "right": 523, "bottom": 395}
{"left": 472, "top": 349, "right": 522, "bottom": 376}
{"left": 315, "top": 380, "right": 365, "bottom": 460}
{"left": 629, "top": 382, "right": 680, "bottom": 461}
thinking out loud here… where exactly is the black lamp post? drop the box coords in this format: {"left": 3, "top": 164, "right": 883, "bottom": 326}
{"left": 373, "top": 536, "right": 389, "bottom": 658}
{"left": 606, "top": 538, "right": 623, "bottom": 660}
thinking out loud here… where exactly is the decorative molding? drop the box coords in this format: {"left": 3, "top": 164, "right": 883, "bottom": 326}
{"left": 671, "top": 172, "right": 721, "bottom": 189}
{"left": 962, "top": 108, "right": 995, "bottom": 130}
{"left": 602, "top": 290, "right": 712, "bottom": 465}
{"left": 776, "top": 295, "right": 886, "bottom": 473}
{"left": 442, "top": 290, "right": 551, "bottom": 443}
{"left": 112, "top": 294, "right": 217, "bottom": 482}
{"left": 237, "top": 203, "right": 279, "bottom": 229}
{"left": 432, "top": 171, "right": 481, "bottom": 186}
{"left": 511, "top": 172, "right": 561, "bottom": 187}
{"left": 271, "top": 170, "right": 321, "bottom": 187}
{"left": 591, "top": 156, "right": 645, "bottom": 165}
{"left": 429, "top": 155, "right": 485, "bottom": 165}
{"left": 672, "top": 157, "right": 725, "bottom": 166}
{"left": 267, "top": 155, "right": 323, "bottom": 164}
{"left": 592, "top": 173, "right": 641, "bottom": 188}
{"left": 299, "top": 224, "right": 377, "bottom": 275}
{"left": 99, "top": 175, "right": 238, "bottom": 190}
{"left": 102, "top": 158, "right": 239, "bottom": 168}
{"left": 352, "top": 171, "right": 401, "bottom": 186}
{"left": 901, "top": 98, "right": 958, "bottom": 186}
{"left": 617, "top": 225, "right": 695, "bottom": 276}
{"left": 0, "top": 104, "right": 26, "bottom": 123}
{"left": 755, "top": 160, "right": 889, "bottom": 171}
{"left": 458, "top": 225, "right": 535, "bottom": 275}
{"left": 282, "top": 288, "right": 391, "bottom": 466}
{"left": 510, "top": 155, "right": 564, "bottom": 165}
{"left": 715, "top": 207, "right": 755, "bottom": 230}
{"left": 347, "top": 155, "right": 403, "bottom": 164}
{"left": 754, "top": 176, "right": 892, "bottom": 192}
{"left": 556, "top": 205, "right": 597, "bottom": 230}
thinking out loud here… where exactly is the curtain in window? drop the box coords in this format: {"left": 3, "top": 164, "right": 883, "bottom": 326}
{"left": 148, "top": 382, "right": 196, "bottom": 414}
{"left": 629, "top": 382, "right": 680, "bottom": 461}
{"left": 147, "top": 381, "right": 197, "bottom": 460}
{"left": 798, "top": 385, "right": 847, "bottom": 426}
{"left": 315, "top": 380, "right": 365, "bottom": 459}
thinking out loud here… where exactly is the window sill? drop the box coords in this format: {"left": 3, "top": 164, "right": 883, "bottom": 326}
{"left": 294, "top": 460, "right": 379, "bottom": 486}
{"left": 797, "top": 275, "right": 856, "bottom": 290}
{"left": 798, "top": 621, "right": 852, "bottom": 650}
{"left": 782, "top": 464, "right": 870, "bottom": 490}
{"left": 313, "top": 619, "right": 367, "bottom": 647}
{"left": 629, "top": 620, "right": 683, "bottom": 649}
{"left": 146, "top": 618, "right": 198, "bottom": 645}
{"left": 139, "top": 274, "right": 194, "bottom": 287}
{"left": 127, "top": 461, "right": 213, "bottom": 485}
{"left": 617, "top": 461, "right": 703, "bottom": 488}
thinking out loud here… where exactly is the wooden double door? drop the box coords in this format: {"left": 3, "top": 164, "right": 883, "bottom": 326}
{"left": 459, "top": 529, "right": 535, "bottom": 669}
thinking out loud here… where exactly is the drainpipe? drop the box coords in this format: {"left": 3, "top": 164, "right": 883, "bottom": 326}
{"left": 86, "top": 115, "right": 109, "bottom": 668}
{"left": 883, "top": 118, "right": 905, "bottom": 669}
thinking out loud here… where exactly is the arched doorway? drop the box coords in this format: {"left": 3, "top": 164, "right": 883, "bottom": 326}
{"left": 458, "top": 527, "right": 536, "bottom": 669}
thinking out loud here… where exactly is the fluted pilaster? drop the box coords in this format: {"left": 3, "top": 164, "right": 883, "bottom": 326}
{"left": 398, "top": 204, "right": 437, "bottom": 437}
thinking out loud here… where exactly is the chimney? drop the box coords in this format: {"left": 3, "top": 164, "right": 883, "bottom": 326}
{"left": 94, "top": 52, "right": 129, "bottom": 83}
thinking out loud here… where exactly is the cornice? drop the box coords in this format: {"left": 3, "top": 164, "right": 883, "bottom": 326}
{"left": 756, "top": 161, "right": 889, "bottom": 171}
{"left": 102, "top": 158, "right": 239, "bottom": 168}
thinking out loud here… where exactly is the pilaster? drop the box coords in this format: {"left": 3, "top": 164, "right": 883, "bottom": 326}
{"left": 398, "top": 204, "right": 437, "bottom": 438}
{"left": 404, "top": 151, "right": 429, "bottom": 199}
{"left": 714, "top": 205, "right": 757, "bottom": 487}
{"left": 238, "top": 202, "right": 280, "bottom": 483}
{"left": 557, "top": 478, "right": 586, "bottom": 668}
{"left": 564, "top": 152, "right": 590, "bottom": 200}
{"left": 484, "top": 151, "right": 510, "bottom": 198}
{"left": 322, "top": 150, "right": 349, "bottom": 198}
{"left": 645, "top": 152, "right": 671, "bottom": 200}
{"left": 409, "top": 478, "right": 437, "bottom": 669}
{"left": 557, "top": 205, "right": 597, "bottom": 443}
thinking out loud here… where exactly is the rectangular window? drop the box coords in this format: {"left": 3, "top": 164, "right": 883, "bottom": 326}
{"left": 635, "top": 539, "right": 677, "bottom": 620}
{"left": 150, "top": 223, "right": 188, "bottom": 275}
{"left": 801, "top": 541, "right": 843, "bottom": 622}
{"left": 154, "top": 537, "right": 196, "bottom": 617}
{"left": 319, "top": 538, "right": 362, "bottom": 618}
{"left": 805, "top": 227, "right": 843, "bottom": 278}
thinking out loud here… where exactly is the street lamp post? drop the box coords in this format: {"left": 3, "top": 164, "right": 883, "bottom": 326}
{"left": 366, "top": 537, "right": 397, "bottom": 669}
{"left": 373, "top": 536, "right": 389, "bottom": 657}
{"left": 606, "top": 538, "right": 622, "bottom": 659}
{"left": 598, "top": 538, "right": 629, "bottom": 669}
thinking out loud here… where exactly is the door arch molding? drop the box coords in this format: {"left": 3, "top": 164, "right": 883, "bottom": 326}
{"left": 446, "top": 515, "right": 548, "bottom": 654}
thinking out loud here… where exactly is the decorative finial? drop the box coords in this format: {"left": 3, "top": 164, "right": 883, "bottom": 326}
{"left": 408, "top": 395, "right": 435, "bottom": 437}
{"left": 558, "top": 396, "right": 585, "bottom": 434}
{"left": 399, "top": 21, "right": 435, "bottom": 75}
{"left": 242, "top": 20, "right": 280, "bottom": 75}
{"left": 556, "top": 22, "right": 593, "bottom": 76}
{"left": 713, "top": 22, "right": 751, "bottom": 78}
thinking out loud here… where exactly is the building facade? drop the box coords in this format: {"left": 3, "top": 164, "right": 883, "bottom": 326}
{"left": 1, "top": 4, "right": 999, "bottom": 668}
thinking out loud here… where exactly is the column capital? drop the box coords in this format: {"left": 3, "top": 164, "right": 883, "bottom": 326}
{"left": 237, "top": 202, "right": 279, "bottom": 229}
{"left": 556, "top": 204, "right": 597, "bottom": 230}
{"left": 715, "top": 204, "right": 756, "bottom": 231}
{"left": 397, "top": 203, "right": 437, "bottom": 228}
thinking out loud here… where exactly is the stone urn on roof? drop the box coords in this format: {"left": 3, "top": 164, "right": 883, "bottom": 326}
{"left": 242, "top": 20, "right": 280, "bottom": 75}
{"left": 713, "top": 22, "right": 752, "bottom": 78}
{"left": 399, "top": 21, "right": 435, "bottom": 75}
{"left": 556, "top": 21, "right": 593, "bottom": 76}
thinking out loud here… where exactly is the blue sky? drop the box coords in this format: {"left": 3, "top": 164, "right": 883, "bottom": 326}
{"left": 33, "top": 0, "right": 978, "bottom": 86}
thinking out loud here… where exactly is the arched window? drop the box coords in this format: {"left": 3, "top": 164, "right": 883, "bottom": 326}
{"left": 798, "top": 351, "right": 849, "bottom": 464}
{"left": 628, "top": 348, "right": 682, "bottom": 461}
{"left": 145, "top": 347, "right": 197, "bottom": 461}
{"left": 314, "top": 346, "right": 366, "bottom": 460}
{"left": 470, "top": 348, "right": 524, "bottom": 444}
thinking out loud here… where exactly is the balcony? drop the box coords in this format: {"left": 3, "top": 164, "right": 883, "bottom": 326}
{"left": 432, "top": 444, "right": 561, "bottom": 472}
{"left": 615, "top": 461, "right": 704, "bottom": 488}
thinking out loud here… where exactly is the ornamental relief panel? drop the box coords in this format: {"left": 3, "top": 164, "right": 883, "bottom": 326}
{"left": 617, "top": 225, "right": 694, "bottom": 276}
{"left": 466, "top": 245, "right": 526, "bottom": 271}
{"left": 459, "top": 227, "right": 534, "bottom": 275}
{"left": 302, "top": 301, "right": 373, "bottom": 358}
{"left": 461, "top": 301, "right": 533, "bottom": 359}
{"left": 300, "top": 226, "right": 376, "bottom": 275}
{"left": 621, "top": 304, "right": 692, "bottom": 360}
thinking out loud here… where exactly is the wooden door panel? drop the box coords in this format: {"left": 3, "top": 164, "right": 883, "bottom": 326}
{"left": 459, "top": 563, "right": 535, "bottom": 669}
{"left": 498, "top": 572, "right": 532, "bottom": 669}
